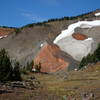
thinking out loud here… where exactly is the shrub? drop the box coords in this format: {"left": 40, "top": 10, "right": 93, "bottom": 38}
{"left": 14, "top": 28, "right": 21, "bottom": 34}
{"left": 26, "top": 61, "right": 34, "bottom": 72}
{"left": 20, "top": 61, "right": 34, "bottom": 74}
{"left": 11, "top": 62, "right": 22, "bottom": 81}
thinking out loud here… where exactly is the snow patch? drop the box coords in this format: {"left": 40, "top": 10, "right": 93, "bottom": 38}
{"left": 40, "top": 43, "right": 44, "bottom": 47}
{"left": 32, "top": 68, "right": 36, "bottom": 72}
{"left": 4, "top": 35, "right": 8, "bottom": 38}
{"left": 0, "top": 35, "right": 8, "bottom": 39}
{"left": 74, "top": 68, "right": 77, "bottom": 71}
{"left": 54, "top": 20, "right": 100, "bottom": 43}
{"left": 0, "top": 36, "right": 3, "bottom": 39}
{"left": 84, "top": 38, "right": 93, "bottom": 41}
{"left": 95, "top": 12, "right": 100, "bottom": 16}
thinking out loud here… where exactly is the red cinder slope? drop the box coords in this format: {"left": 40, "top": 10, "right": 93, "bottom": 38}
{"left": 0, "top": 28, "right": 14, "bottom": 37}
{"left": 72, "top": 33, "right": 88, "bottom": 40}
{"left": 34, "top": 42, "right": 69, "bottom": 73}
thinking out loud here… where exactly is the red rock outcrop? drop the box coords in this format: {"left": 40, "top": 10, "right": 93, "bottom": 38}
{"left": 72, "top": 33, "right": 87, "bottom": 40}
{"left": 0, "top": 28, "right": 14, "bottom": 37}
{"left": 33, "top": 42, "right": 69, "bottom": 73}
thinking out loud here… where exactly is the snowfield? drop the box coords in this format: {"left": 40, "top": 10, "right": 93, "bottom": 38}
{"left": 95, "top": 12, "right": 100, "bottom": 16}
{"left": 0, "top": 36, "right": 3, "bottom": 39}
{"left": 54, "top": 20, "right": 100, "bottom": 43}
{"left": 0, "top": 35, "right": 8, "bottom": 39}
{"left": 53, "top": 20, "right": 100, "bottom": 61}
{"left": 40, "top": 43, "right": 44, "bottom": 47}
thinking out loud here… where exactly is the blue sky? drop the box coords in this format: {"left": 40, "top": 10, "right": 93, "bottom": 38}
{"left": 0, "top": 0, "right": 99, "bottom": 27}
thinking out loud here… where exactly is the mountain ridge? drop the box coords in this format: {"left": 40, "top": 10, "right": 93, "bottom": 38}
{"left": 0, "top": 9, "right": 100, "bottom": 70}
{"left": 0, "top": 9, "right": 100, "bottom": 28}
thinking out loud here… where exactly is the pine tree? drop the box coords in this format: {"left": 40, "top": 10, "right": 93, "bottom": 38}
{"left": 0, "top": 49, "right": 22, "bottom": 82}
{"left": 26, "top": 61, "right": 34, "bottom": 72}
{"left": 0, "top": 49, "right": 12, "bottom": 81}
{"left": 11, "top": 62, "right": 22, "bottom": 81}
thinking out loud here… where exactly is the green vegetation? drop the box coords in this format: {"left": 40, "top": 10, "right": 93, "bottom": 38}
{"left": 79, "top": 43, "right": 100, "bottom": 69}
{"left": 20, "top": 61, "right": 34, "bottom": 74}
{"left": 14, "top": 28, "right": 21, "bottom": 34}
{"left": 11, "top": 62, "right": 22, "bottom": 81}
{"left": 0, "top": 49, "right": 12, "bottom": 81}
{"left": 0, "top": 49, "right": 22, "bottom": 82}
{"left": 0, "top": 26, "right": 15, "bottom": 29}
{"left": 32, "top": 63, "right": 100, "bottom": 100}
{"left": 21, "top": 22, "right": 50, "bottom": 28}
{"left": 26, "top": 61, "right": 34, "bottom": 72}
{"left": 0, "top": 62, "right": 100, "bottom": 100}
{"left": 34, "top": 62, "right": 41, "bottom": 73}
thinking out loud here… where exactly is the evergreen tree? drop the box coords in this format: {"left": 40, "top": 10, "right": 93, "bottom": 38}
{"left": 26, "top": 61, "right": 34, "bottom": 72}
{"left": 0, "top": 49, "right": 12, "bottom": 81}
{"left": 0, "top": 49, "right": 22, "bottom": 82}
{"left": 11, "top": 62, "right": 22, "bottom": 81}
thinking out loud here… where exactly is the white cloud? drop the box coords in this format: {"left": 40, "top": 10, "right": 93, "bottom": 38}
{"left": 18, "top": 8, "right": 45, "bottom": 22}
{"left": 22, "top": 13, "right": 45, "bottom": 22}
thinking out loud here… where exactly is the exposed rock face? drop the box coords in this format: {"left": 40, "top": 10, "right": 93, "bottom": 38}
{"left": 34, "top": 42, "right": 78, "bottom": 73}
{"left": 0, "top": 24, "right": 69, "bottom": 65}
{"left": 72, "top": 33, "right": 87, "bottom": 40}
{"left": 0, "top": 28, "right": 14, "bottom": 36}
{"left": 0, "top": 10, "right": 99, "bottom": 66}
